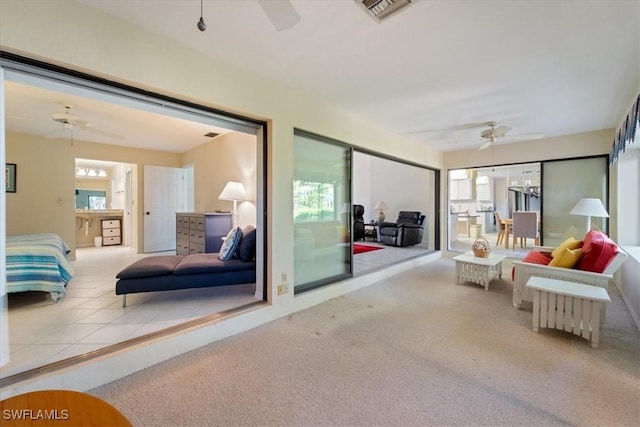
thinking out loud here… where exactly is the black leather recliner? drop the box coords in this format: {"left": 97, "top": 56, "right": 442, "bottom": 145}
{"left": 378, "top": 211, "right": 426, "bottom": 247}
{"left": 353, "top": 204, "right": 365, "bottom": 241}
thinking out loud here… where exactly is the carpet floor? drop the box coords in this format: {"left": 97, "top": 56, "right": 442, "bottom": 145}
{"left": 91, "top": 258, "right": 640, "bottom": 426}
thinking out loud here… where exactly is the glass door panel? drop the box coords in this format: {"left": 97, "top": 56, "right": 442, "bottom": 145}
{"left": 542, "top": 157, "right": 608, "bottom": 247}
{"left": 293, "top": 132, "right": 351, "bottom": 293}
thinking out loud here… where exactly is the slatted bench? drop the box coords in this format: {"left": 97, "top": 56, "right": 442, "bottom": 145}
{"left": 525, "top": 276, "right": 611, "bottom": 348}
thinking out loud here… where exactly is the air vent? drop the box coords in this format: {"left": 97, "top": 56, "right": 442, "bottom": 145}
{"left": 203, "top": 132, "right": 219, "bottom": 138}
{"left": 357, "top": 0, "right": 415, "bottom": 23}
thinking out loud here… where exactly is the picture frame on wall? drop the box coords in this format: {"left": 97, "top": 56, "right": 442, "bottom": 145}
{"left": 6, "top": 163, "right": 16, "bottom": 193}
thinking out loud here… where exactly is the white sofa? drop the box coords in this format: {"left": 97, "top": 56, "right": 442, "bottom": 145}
{"left": 512, "top": 245, "right": 628, "bottom": 319}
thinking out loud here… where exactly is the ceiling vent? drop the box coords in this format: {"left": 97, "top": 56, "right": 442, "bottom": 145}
{"left": 357, "top": 0, "right": 415, "bottom": 23}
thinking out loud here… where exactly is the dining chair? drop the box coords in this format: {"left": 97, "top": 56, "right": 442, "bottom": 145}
{"left": 494, "top": 211, "right": 509, "bottom": 246}
{"left": 512, "top": 211, "right": 539, "bottom": 249}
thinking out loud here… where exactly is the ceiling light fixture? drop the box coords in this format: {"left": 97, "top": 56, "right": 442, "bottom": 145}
{"left": 97, "top": 169, "right": 107, "bottom": 177}
{"left": 76, "top": 168, "right": 87, "bottom": 176}
{"left": 197, "top": 0, "right": 206, "bottom": 31}
{"left": 87, "top": 169, "right": 97, "bottom": 177}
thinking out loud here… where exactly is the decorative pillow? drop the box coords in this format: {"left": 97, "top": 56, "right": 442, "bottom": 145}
{"left": 512, "top": 250, "right": 553, "bottom": 281}
{"left": 549, "top": 247, "right": 583, "bottom": 268}
{"left": 576, "top": 230, "right": 618, "bottom": 273}
{"left": 236, "top": 225, "right": 257, "bottom": 262}
{"left": 219, "top": 226, "right": 243, "bottom": 261}
{"left": 551, "top": 236, "right": 583, "bottom": 258}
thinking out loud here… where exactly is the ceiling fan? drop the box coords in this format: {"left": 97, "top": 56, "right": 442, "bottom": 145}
{"left": 47, "top": 105, "right": 123, "bottom": 140}
{"left": 478, "top": 121, "right": 511, "bottom": 150}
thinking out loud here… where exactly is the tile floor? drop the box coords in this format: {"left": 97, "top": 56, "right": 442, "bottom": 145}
{"left": 1, "top": 246, "right": 258, "bottom": 379}
{"left": 2, "top": 242, "right": 433, "bottom": 379}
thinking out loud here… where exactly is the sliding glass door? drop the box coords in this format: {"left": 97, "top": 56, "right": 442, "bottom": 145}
{"left": 293, "top": 131, "right": 352, "bottom": 293}
{"left": 542, "top": 156, "right": 608, "bottom": 247}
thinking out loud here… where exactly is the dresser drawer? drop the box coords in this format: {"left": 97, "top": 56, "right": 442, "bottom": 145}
{"left": 102, "top": 219, "right": 120, "bottom": 229}
{"left": 103, "top": 227, "right": 121, "bottom": 237}
{"left": 189, "top": 230, "right": 205, "bottom": 244}
{"left": 189, "top": 243, "right": 205, "bottom": 254}
{"left": 176, "top": 239, "right": 190, "bottom": 256}
{"left": 177, "top": 228, "right": 190, "bottom": 239}
{"left": 102, "top": 236, "right": 121, "bottom": 246}
{"left": 189, "top": 216, "right": 205, "bottom": 231}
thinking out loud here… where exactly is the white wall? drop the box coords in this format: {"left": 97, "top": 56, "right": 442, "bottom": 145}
{"left": 0, "top": 0, "right": 444, "bottom": 391}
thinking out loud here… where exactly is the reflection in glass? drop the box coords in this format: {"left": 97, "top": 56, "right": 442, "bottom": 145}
{"left": 293, "top": 132, "right": 351, "bottom": 292}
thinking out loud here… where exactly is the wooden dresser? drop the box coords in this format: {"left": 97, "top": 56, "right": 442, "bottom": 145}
{"left": 176, "top": 212, "right": 233, "bottom": 255}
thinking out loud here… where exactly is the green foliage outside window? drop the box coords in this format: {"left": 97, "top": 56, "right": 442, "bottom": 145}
{"left": 294, "top": 180, "right": 336, "bottom": 222}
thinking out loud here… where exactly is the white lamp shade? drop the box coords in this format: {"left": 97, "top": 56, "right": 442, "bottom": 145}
{"left": 218, "top": 181, "right": 247, "bottom": 201}
{"left": 569, "top": 198, "right": 609, "bottom": 218}
{"left": 374, "top": 201, "right": 389, "bottom": 210}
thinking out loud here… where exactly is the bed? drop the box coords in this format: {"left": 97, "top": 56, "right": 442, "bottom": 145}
{"left": 5, "top": 233, "right": 74, "bottom": 301}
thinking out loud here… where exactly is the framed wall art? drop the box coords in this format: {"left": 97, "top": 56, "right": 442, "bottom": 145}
{"left": 5, "top": 163, "right": 16, "bottom": 193}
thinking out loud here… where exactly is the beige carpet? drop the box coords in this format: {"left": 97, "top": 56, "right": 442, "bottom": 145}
{"left": 91, "top": 258, "right": 640, "bottom": 426}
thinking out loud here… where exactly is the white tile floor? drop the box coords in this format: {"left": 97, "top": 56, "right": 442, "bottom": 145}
{"left": 1, "top": 246, "right": 259, "bottom": 379}
{"left": 2, "top": 242, "right": 434, "bottom": 380}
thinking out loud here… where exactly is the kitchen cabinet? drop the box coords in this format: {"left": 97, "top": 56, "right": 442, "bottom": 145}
{"left": 450, "top": 179, "right": 473, "bottom": 200}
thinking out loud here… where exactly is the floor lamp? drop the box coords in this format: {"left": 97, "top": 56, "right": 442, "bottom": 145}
{"left": 569, "top": 198, "right": 609, "bottom": 236}
{"left": 218, "top": 181, "right": 247, "bottom": 228}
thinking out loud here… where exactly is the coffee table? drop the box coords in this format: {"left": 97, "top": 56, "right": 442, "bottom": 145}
{"left": 526, "top": 276, "right": 610, "bottom": 348}
{"left": 453, "top": 251, "right": 506, "bottom": 291}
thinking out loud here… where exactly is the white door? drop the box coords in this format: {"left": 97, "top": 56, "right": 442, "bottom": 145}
{"left": 144, "top": 165, "right": 185, "bottom": 253}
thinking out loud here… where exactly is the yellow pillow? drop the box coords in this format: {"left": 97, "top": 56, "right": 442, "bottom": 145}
{"left": 549, "top": 247, "right": 583, "bottom": 268}
{"left": 551, "top": 236, "right": 583, "bottom": 258}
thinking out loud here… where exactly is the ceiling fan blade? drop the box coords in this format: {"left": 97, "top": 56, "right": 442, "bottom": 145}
{"left": 478, "top": 140, "right": 492, "bottom": 151}
{"left": 502, "top": 133, "right": 545, "bottom": 143}
{"left": 77, "top": 124, "right": 124, "bottom": 140}
{"left": 258, "top": 0, "right": 300, "bottom": 31}
{"left": 492, "top": 125, "right": 512, "bottom": 137}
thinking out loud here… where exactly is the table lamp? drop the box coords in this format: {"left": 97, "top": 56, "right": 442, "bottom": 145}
{"left": 374, "top": 201, "right": 389, "bottom": 222}
{"left": 569, "top": 198, "right": 608, "bottom": 236}
{"left": 218, "top": 181, "right": 247, "bottom": 228}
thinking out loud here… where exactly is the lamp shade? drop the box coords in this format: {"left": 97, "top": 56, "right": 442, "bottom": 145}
{"left": 218, "top": 181, "right": 247, "bottom": 201}
{"left": 569, "top": 198, "right": 609, "bottom": 218}
{"left": 374, "top": 201, "right": 389, "bottom": 210}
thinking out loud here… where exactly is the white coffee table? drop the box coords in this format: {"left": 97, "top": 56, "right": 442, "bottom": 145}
{"left": 453, "top": 251, "right": 506, "bottom": 291}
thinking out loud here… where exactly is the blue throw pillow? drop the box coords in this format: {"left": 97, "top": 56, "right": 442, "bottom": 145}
{"left": 218, "top": 226, "right": 243, "bottom": 261}
{"left": 236, "top": 225, "right": 257, "bottom": 262}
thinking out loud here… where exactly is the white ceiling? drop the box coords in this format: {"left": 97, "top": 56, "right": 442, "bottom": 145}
{"left": 5, "top": 0, "right": 640, "bottom": 153}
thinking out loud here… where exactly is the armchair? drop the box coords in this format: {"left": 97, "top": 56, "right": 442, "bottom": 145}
{"left": 353, "top": 204, "right": 365, "bottom": 241}
{"left": 512, "top": 231, "right": 628, "bottom": 321}
{"left": 378, "top": 211, "right": 425, "bottom": 247}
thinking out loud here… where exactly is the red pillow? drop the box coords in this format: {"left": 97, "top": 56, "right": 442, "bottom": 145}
{"left": 512, "top": 250, "right": 553, "bottom": 280}
{"left": 576, "top": 230, "right": 618, "bottom": 273}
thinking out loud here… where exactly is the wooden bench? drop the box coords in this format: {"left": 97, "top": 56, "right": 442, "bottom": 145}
{"left": 526, "top": 276, "right": 611, "bottom": 348}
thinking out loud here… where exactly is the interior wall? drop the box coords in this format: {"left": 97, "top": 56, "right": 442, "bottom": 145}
{"left": 5, "top": 131, "right": 181, "bottom": 257}
{"left": 5, "top": 132, "right": 76, "bottom": 254}
{"left": 0, "top": 0, "right": 443, "bottom": 305}
{"left": 181, "top": 131, "right": 258, "bottom": 228}
{"left": 352, "top": 152, "right": 372, "bottom": 221}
